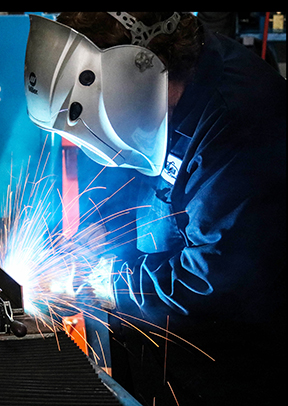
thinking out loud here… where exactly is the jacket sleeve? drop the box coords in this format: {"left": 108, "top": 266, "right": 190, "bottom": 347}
{"left": 114, "top": 104, "right": 286, "bottom": 319}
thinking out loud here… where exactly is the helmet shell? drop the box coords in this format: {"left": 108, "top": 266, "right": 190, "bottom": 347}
{"left": 25, "top": 15, "right": 168, "bottom": 176}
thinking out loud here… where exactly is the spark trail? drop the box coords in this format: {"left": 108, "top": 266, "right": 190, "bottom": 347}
{"left": 0, "top": 139, "right": 215, "bottom": 375}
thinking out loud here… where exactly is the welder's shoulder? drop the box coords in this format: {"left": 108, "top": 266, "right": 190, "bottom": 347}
{"left": 216, "top": 34, "right": 286, "bottom": 138}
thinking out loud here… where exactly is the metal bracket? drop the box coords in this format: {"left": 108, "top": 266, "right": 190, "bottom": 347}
{"left": 0, "top": 294, "right": 13, "bottom": 334}
{"left": 107, "top": 12, "right": 181, "bottom": 47}
{"left": 0, "top": 291, "right": 27, "bottom": 337}
{"left": 135, "top": 51, "right": 154, "bottom": 72}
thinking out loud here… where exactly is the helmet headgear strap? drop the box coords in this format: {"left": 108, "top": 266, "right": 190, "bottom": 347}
{"left": 107, "top": 12, "right": 181, "bottom": 47}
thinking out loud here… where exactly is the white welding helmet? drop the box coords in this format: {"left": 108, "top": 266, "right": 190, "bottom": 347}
{"left": 25, "top": 13, "right": 180, "bottom": 176}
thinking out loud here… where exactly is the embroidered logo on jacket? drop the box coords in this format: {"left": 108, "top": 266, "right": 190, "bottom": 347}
{"left": 161, "top": 153, "right": 182, "bottom": 185}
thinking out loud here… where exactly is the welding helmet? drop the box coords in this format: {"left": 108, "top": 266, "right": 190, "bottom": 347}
{"left": 25, "top": 13, "right": 180, "bottom": 176}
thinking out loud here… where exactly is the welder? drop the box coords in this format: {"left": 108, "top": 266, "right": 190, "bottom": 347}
{"left": 24, "top": 12, "right": 286, "bottom": 406}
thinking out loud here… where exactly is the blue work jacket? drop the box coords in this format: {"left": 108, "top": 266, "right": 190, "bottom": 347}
{"left": 114, "top": 27, "right": 286, "bottom": 326}
{"left": 110, "top": 26, "right": 286, "bottom": 405}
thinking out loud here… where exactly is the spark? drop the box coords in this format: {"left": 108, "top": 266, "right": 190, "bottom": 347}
{"left": 163, "top": 315, "right": 169, "bottom": 385}
{"left": 1, "top": 148, "right": 160, "bottom": 355}
{"left": 0, "top": 136, "right": 214, "bottom": 396}
{"left": 167, "top": 381, "right": 180, "bottom": 406}
{"left": 149, "top": 331, "right": 176, "bottom": 344}
{"left": 95, "top": 330, "right": 108, "bottom": 373}
{"left": 86, "top": 306, "right": 160, "bottom": 348}
{"left": 48, "top": 303, "right": 61, "bottom": 351}
{"left": 0, "top": 144, "right": 118, "bottom": 336}
{"left": 149, "top": 232, "right": 157, "bottom": 250}
{"left": 116, "top": 311, "right": 216, "bottom": 362}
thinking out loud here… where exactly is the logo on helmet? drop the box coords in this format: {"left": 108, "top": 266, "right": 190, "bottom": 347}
{"left": 28, "top": 72, "right": 38, "bottom": 94}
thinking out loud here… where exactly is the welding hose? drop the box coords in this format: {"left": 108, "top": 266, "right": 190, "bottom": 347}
{"left": 261, "top": 12, "right": 270, "bottom": 60}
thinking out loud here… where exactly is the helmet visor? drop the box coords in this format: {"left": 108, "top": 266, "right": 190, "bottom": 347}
{"left": 25, "top": 15, "right": 168, "bottom": 176}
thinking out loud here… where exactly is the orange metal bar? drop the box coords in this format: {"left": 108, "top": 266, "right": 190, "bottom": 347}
{"left": 63, "top": 312, "right": 88, "bottom": 355}
{"left": 61, "top": 138, "right": 80, "bottom": 239}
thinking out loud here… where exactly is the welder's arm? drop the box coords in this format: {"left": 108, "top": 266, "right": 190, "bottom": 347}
{"left": 114, "top": 131, "right": 285, "bottom": 317}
